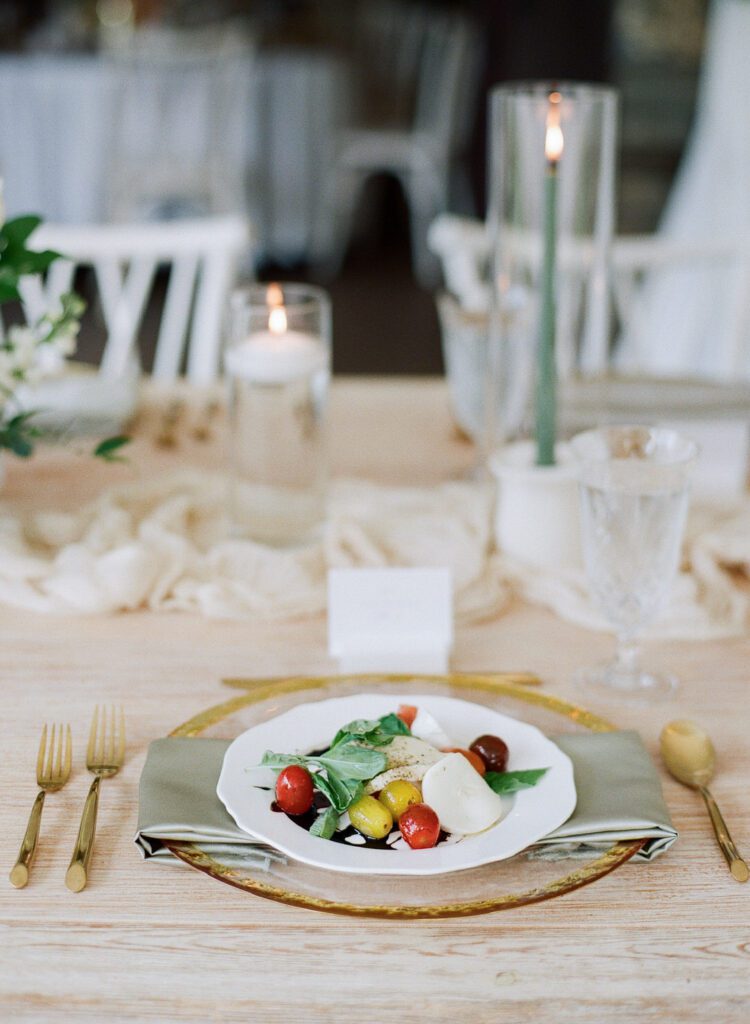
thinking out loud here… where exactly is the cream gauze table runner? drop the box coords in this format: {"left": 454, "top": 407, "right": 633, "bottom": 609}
{"left": 0, "top": 470, "right": 748, "bottom": 638}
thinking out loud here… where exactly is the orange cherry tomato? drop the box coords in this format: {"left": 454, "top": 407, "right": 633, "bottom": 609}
{"left": 443, "top": 747, "right": 486, "bottom": 776}
{"left": 396, "top": 704, "right": 418, "bottom": 729}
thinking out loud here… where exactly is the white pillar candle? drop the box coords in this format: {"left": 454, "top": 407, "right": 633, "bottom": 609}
{"left": 225, "top": 306, "right": 328, "bottom": 385}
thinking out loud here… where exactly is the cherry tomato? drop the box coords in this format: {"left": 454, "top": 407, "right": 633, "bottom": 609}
{"left": 444, "top": 747, "right": 486, "bottom": 776}
{"left": 397, "top": 704, "right": 418, "bottom": 729}
{"left": 349, "top": 795, "right": 393, "bottom": 839}
{"left": 275, "top": 765, "right": 314, "bottom": 816}
{"left": 399, "top": 803, "right": 441, "bottom": 849}
{"left": 470, "top": 734, "right": 509, "bottom": 773}
{"left": 378, "top": 779, "right": 422, "bottom": 819}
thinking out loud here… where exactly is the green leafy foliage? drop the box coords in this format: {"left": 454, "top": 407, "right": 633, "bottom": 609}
{"left": 0, "top": 412, "right": 42, "bottom": 458}
{"left": 0, "top": 216, "right": 60, "bottom": 303}
{"left": 260, "top": 740, "right": 387, "bottom": 828}
{"left": 484, "top": 768, "right": 549, "bottom": 795}
{"left": 93, "top": 436, "right": 131, "bottom": 463}
{"left": 330, "top": 712, "right": 410, "bottom": 749}
{"left": 311, "top": 772, "right": 363, "bottom": 815}
{"left": 258, "top": 713, "right": 410, "bottom": 841}
{"left": 309, "top": 806, "right": 339, "bottom": 840}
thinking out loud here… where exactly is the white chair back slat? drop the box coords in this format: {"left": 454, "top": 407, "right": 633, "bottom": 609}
{"left": 100, "top": 256, "right": 158, "bottom": 379}
{"left": 26, "top": 217, "right": 251, "bottom": 383}
{"left": 152, "top": 254, "right": 200, "bottom": 382}
{"left": 187, "top": 250, "right": 234, "bottom": 385}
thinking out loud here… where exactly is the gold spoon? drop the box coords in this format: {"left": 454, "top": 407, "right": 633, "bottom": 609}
{"left": 660, "top": 719, "right": 748, "bottom": 882}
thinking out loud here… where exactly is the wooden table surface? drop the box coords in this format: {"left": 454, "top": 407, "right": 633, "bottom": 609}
{"left": 1, "top": 378, "right": 748, "bottom": 1023}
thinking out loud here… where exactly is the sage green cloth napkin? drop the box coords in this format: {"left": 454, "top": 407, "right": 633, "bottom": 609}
{"left": 135, "top": 730, "right": 677, "bottom": 866}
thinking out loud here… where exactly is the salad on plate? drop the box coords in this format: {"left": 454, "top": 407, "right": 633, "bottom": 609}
{"left": 251, "top": 703, "right": 549, "bottom": 851}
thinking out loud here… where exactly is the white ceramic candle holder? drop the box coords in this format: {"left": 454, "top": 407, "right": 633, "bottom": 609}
{"left": 490, "top": 441, "right": 582, "bottom": 571}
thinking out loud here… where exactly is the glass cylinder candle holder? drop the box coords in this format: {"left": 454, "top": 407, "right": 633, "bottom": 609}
{"left": 225, "top": 283, "right": 331, "bottom": 546}
{"left": 485, "top": 82, "right": 618, "bottom": 461}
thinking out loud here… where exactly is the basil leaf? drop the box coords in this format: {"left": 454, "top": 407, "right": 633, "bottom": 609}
{"left": 485, "top": 768, "right": 549, "bottom": 794}
{"left": 318, "top": 742, "right": 387, "bottom": 780}
{"left": 312, "top": 771, "right": 362, "bottom": 815}
{"left": 260, "top": 751, "right": 311, "bottom": 770}
{"left": 340, "top": 718, "right": 381, "bottom": 737}
{"left": 310, "top": 806, "right": 339, "bottom": 840}
{"left": 376, "top": 713, "right": 410, "bottom": 737}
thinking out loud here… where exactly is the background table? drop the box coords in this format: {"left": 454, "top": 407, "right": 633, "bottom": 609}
{"left": 0, "top": 52, "right": 349, "bottom": 263}
{"left": 1, "top": 378, "right": 748, "bottom": 1022}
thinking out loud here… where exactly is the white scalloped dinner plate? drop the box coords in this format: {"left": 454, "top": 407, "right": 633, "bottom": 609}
{"left": 216, "top": 693, "right": 576, "bottom": 876}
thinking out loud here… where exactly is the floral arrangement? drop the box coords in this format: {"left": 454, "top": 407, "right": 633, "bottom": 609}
{"left": 0, "top": 214, "right": 127, "bottom": 461}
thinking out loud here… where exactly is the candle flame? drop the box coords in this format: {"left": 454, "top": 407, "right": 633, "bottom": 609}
{"left": 545, "top": 92, "right": 564, "bottom": 164}
{"left": 269, "top": 306, "right": 287, "bottom": 334}
{"left": 266, "top": 282, "right": 284, "bottom": 307}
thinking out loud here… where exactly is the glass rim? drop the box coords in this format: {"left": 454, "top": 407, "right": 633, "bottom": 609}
{"left": 230, "top": 282, "right": 331, "bottom": 313}
{"left": 490, "top": 80, "right": 617, "bottom": 103}
{"left": 569, "top": 425, "right": 699, "bottom": 467}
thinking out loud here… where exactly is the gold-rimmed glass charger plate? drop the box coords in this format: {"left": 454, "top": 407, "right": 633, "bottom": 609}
{"left": 165, "top": 673, "right": 644, "bottom": 919}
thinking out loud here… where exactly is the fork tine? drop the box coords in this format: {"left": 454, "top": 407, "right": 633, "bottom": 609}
{"left": 46, "top": 723, "right": 56, "bottom": 780}
{"left": 118, "top": 707, "right": 125, "bottom": 764}
{"left": 36, "top": 724, "right": 47, "bottom": 782}
{"left": 87, "top": 706, "right": 98, "bottom": 766}
{"left": 64, "top": 724, "right": 72, "bottom": 779}
{"left": 108, "top": 705, "right": 115, "bottom": 764}
{"left": 55, "top": 722, "right": 63, "bottom": 779}
{"left": 97, "top": 706, "right": 106, "bottom": 764}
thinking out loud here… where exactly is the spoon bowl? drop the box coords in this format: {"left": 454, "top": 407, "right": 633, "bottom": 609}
{"left": 659, "top": 719, "right": 716, "bottom": 787}
{"left": 660, "top": 719, "right": 748, "bottom": 883}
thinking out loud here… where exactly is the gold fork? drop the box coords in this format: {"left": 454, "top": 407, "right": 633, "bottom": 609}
{"left": 65, "top": 706, "right": 125, "bottom": 893}
{"left": 10, "top": 724, "right": 72, "bottom": 888}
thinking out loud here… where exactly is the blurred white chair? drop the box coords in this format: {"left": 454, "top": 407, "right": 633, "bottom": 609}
{"left": 429, "top": 214, "right": 750, "bottom": 379}
{"left": 21, "top": 216, "right": 251, "bottom": 385}
{"left": 104, "top": 26, "right": 255, "bottom": 222}
{"left": 318, "top": 8, "right": 481, "bottom": 285}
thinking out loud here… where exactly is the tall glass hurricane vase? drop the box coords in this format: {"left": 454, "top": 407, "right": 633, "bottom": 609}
{"left": 485, "top": 83, "right": 618, "bottom": 457}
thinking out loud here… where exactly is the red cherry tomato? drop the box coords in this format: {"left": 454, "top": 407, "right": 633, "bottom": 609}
{"left": 397, "top": 704, "right": 418, "bottom": 729}
{"left": 399, "top": 803, "right": 441, "bottom": 849}
{"left": 275, "top": 765, "right": 314, "bottom": 816}
{"left": 444, "top": 747, "right": 486, "bottom": 776}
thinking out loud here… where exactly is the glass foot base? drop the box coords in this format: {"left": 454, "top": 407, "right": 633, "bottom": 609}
{"left": 573, "top": 663, "right": 678, "bottom": 701}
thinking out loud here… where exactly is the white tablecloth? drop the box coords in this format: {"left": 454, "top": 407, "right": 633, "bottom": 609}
{"left": 0, "top": 51, "right": 349, "bottom": 263}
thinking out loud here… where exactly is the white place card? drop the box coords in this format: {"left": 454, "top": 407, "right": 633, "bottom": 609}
{"left": 327, "top": 568, "right": 453, "bottom": 674}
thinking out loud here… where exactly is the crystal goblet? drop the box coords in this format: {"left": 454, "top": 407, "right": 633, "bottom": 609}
{"left": 570, "top": 425, "right": 697, "bottom": 699}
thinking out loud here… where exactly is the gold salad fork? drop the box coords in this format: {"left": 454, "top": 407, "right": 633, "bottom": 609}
{"left": 10, "top": 724, "right": 72, "bottom": 888}
{"left": 65, "top": 706, "right": 125, "bottom": 893}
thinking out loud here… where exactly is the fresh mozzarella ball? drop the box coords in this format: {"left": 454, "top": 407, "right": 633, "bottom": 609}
{"left": 421, "top": 753, "right": 504, "bottom": 835}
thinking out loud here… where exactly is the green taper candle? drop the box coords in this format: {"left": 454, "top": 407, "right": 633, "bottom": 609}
{"left": 537, "top": 93, "right": 563, "bottom": 466}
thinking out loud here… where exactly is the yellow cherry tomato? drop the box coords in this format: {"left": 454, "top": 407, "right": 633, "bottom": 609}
{"left": 378, "top": 779, "right": 422, "bottom": 820}
{"left": 348, "top": 795, "right": 393, "bottom": 839}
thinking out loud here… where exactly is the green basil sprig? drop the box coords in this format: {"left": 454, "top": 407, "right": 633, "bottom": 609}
{"left": 330, "top": 712, "right": 409, "bottom": 750}
{"left": 260, "top": 742, "right": 387, "bottom": 817}
{"left": 309, "top": 806, "right": 339, "bottom": 840}
{"left": 484, "top": 768, "right": 549, "bottom": 794}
